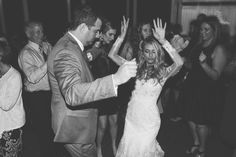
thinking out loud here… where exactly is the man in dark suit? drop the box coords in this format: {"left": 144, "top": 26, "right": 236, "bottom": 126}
{"left": 47, "top": 9, "right": 137, "bottom": 157}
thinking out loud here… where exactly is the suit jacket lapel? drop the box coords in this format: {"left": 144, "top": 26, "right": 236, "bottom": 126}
{"left": 66, "top": 33, "right": 94, "bottom": 82}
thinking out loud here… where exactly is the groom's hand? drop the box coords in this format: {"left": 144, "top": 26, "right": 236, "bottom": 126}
{"left": 113, "top": 59, "right": 137, "bottom": 86}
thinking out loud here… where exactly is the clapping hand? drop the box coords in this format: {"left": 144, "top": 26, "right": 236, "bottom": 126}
{"left": 153, "top": 18, "right": 166, "bottom": 44}
{"left": 119, "top": 16, "right": 129, "bottom": 40}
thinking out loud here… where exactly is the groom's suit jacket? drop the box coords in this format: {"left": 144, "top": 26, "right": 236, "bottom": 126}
{"left": 47, "top": 33, "right": 117, "bottom": 144}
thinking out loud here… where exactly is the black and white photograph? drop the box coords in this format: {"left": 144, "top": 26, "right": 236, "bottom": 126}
{"left": 1, "top": 0, "right": 236, "bottom": 157}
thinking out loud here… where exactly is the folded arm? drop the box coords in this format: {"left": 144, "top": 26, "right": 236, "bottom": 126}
{"left": 199, "top": 45, "right": 227, "bottom": 80}
{"left": 18, "top": 50, "right": 47, "bottom": 84}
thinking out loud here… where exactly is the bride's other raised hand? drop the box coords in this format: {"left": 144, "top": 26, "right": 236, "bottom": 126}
{"left": 152, "top": 18, "right": 166, "bottom": 44}
{"left": 119, "top": 16, "right": 129, "bottom": 40}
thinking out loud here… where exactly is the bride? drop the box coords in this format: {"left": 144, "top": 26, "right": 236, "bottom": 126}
{"left": 108, "top": 17, "right": 185, "bottom": 157}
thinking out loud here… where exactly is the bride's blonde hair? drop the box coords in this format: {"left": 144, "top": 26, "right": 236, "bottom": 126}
{"left": 136, "top": 37, "right": 166, "bottom": 82}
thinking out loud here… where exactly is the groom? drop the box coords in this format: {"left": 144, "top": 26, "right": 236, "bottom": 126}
{"left": 47, "top": 8, "right": 137, "bottom": 157}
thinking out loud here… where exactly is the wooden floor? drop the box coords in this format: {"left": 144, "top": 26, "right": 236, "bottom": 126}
{"left": 22, "top": 114, "right": 233, "bottom": 157}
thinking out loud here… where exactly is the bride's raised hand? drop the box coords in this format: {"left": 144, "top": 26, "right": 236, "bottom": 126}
{"left": 119, "top": 16, "right": 129, "bottom": 40}
{"left": 152, "top": 18, "right": 166, "bottom": 44}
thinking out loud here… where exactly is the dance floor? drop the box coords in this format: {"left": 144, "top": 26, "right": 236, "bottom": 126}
{"left": 22, "top": 114, "right": 233, "bottom": 157}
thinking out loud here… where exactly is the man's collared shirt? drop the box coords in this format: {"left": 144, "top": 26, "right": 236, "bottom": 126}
{"left": 68, "top": 31, "right": 84, "bottom": 51}
{"left": 18, "top": 41, "right": 51, "bottom": 92}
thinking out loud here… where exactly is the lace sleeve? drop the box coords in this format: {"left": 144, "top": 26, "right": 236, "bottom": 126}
{"left": 162, "top": 40, "right": 183, "bottom": 78}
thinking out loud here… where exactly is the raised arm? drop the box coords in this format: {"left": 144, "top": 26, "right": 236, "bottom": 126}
{"left": 108, "top": 16, "right": 129, "bottom": 66}
{"left": 152, "top": 18, "right": 184, "bottom": 78}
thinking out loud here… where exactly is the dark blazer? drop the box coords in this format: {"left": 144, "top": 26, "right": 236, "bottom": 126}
{"left": 47, "top": 33, "right": 117, "bottom": 144}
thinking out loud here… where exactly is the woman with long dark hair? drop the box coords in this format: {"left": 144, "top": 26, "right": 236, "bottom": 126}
{"left": 183, "top": 15, "right": 228, "bottom": 157}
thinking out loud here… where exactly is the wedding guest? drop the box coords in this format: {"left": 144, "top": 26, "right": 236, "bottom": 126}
{"left": 47, "top": 9, "right": 137, "bottom": 157}
{"left": 18, "top": 21, "right": 53, "bottom": 157}
{"left": 183, "top": 15, "right": 228, "bottom": 157}
{"left": 0, "top": 37, "right": 26, "bottom": 157}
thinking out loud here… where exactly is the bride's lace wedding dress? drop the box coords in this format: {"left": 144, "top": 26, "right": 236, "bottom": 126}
{"left": 116, "top": 78, "right": 164, "bottom": 157}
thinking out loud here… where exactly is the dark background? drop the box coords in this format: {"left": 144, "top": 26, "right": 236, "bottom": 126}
{"left": 1, "top": 0, "right": 171, "bottom": 45}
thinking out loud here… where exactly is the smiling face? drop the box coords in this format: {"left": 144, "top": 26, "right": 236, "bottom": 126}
{"left": 26, "top": 24, "right": 44, "bottom": 45}
{"left": 200, "top": 22, "right": 214, "bottom": 43}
